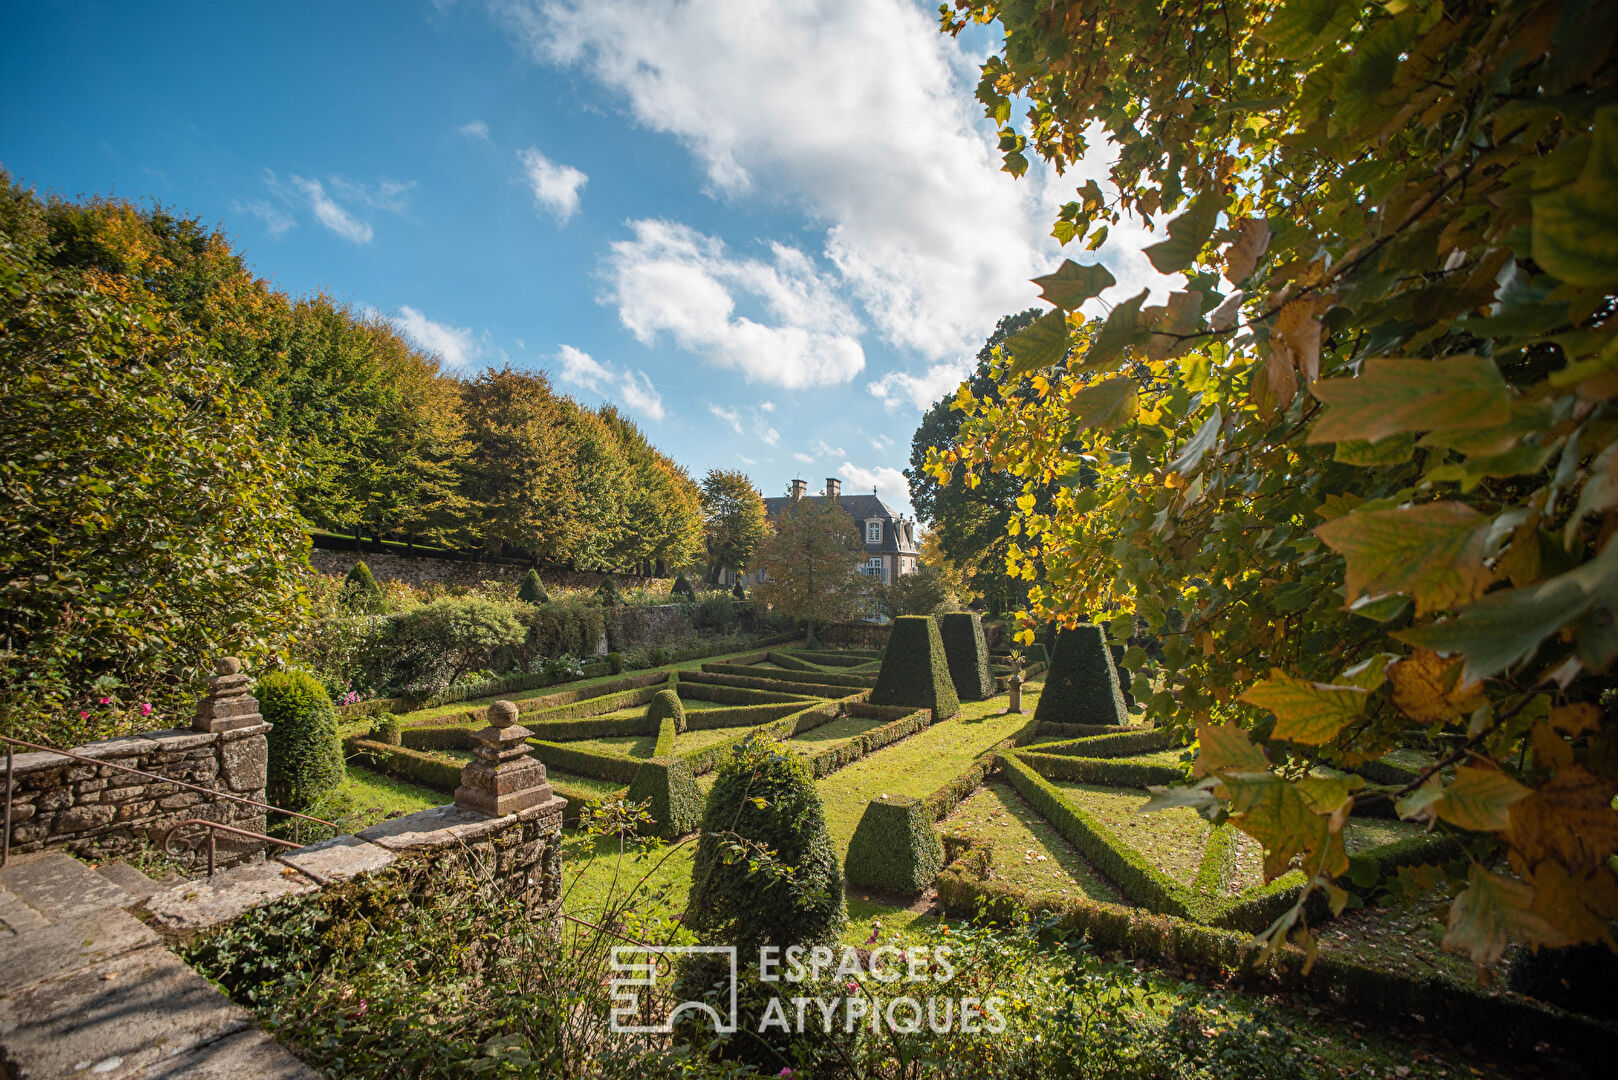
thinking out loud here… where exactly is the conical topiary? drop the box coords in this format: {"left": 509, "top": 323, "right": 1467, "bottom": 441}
{"left": 342, "top": 560, "right": 384, "bottom": 613}
{"left": 939, "top": 612, "right": 993, "bottom": 701}
{"left": 595, "top": 575, "right": 622, "bottom": 606}
{"left": 671, "top": 573, "right": 696, "bottom": 600}
{"left": 844, "top": 794, "right": 944, "bottom": 896}
{"left": 1110, "top": 642, "right": 1136, "bottom": 709}
{"left": 518, "top": 568, "right": 549, "bottom": 604}
{"left": 869, "top": 615, "right": 960, "bottom": 719}
{"left": 1032, "top": 624, "right": 1129, "bottom": 727}
{"left": 687, "top": 736, "right": 846, "bottom": 954}
{"left": 732, "top": 580, "right": 746, "bottom": 600}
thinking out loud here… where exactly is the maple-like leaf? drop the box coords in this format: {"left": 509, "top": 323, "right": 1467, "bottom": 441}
{"left": 1307, "top": 356, "right": 1510, "bottom": 445}
{"left": 1065, "top": 375, "right": 1139, "bottom": 434}
{"left": 1003, "top": 309, "right": 1071, "bottom": 377}
{"left": 1194, "top": 721, "right": 1270, "bottom": 777}
{"left": 1224, "top": 218, "right": 1271, "bottom": 284}
{"left": 1031, "top": 260, "right": 1117, "bottom": 311}
{"left": 1314, "top": 502, "right": 1492, "bottom": 615}
{"left": 1443, "top": 864, "right": 1566, "bottom": 967}
{"left": 1434, "top": 766, "right": 1530, "bottom": 832}
{"left": 1386, "top": 648, "right": 1487, "bottom": 722}
{"left": 1239, "top": 669, "right": 1369, "bottom": 744}
{"left": 1144, "top": 190, "right": 1223, "bottom": 273}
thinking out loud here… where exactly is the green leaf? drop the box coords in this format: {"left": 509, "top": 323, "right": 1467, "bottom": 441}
{"left": 1003, "top": 309, "right": 1071, "bottom": 377}
{"left": 1434, "top": 766, "right": 1530, "bottom": 832}
{"left": 1442, "top": 864, "right": 1565, "bottom": 967}
{"left": 1239, "top": 669, "right": 1369, "bottom": 745}
{"left": 1532, "top": 104, "right": 1618, "bottom": 289}
{"left": 1257, "top": 0, "right": 1353, "bottom": 61}
{"left": 1169, "top": 407, "right": 1222, "bottom": 475}
{"left": 1078, "top": 289, "right": 1150, "bottom": 372}
{"left": 1031, "top": 260, "right": 1117, "bottom": 311}
{"left": 1066, "top": 376, "right": 1139, "bottom": 434}
{"left": 1333, "top": 433, "right": 1414, "bottom": 466}
{"left": 1308, "top": 355, "right": 1510, "bottom": 446}
{"left": 1396, "top": 533, "right": 1618, "bottom": 681}
{"left": 1195, "top": 721, "right": 1271, "bottom": 776}
{"left": 1143, "top": 191, "right": 1224, "bottom": 274}
{"left": 1314, "top": 502, "right": 1493, "bottom": 615}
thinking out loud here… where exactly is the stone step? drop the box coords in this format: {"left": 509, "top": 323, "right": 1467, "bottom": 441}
{"left": 0, "top": 882, "right": 50, "bottom": 937}
{"left": 0, "top": 851, "right": 137, "bottom": 924}
{"left": 143, "top": 859, "right": 317, "bottom": 932}
{"left": 94, "top": 859, "right": 165, "bottom": 903}
{"left": 0, "top": 907, "right": 158, "bottom": 993}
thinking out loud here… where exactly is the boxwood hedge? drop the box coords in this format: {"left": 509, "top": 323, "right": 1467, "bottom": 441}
{"left": 648, "top": 688, "right": 685, "bottom": 733}
{"left": 529, "top": 741, "right": 642, "bottom": 784}
{"left": 626, "top": 753, "right": 702, "bottom": 838}
{"left": 869, "top": 615, "right": 960, "bottom": 720}
{"left": 1031, "top": 624, "right": 1128, "bottom": 728}
{"left": 939, "top": 612, "right": 994, "bottom": 702}
{"left": 1014, "top": 749, "right": 1188, "bottom": 789}
{"left": 1032, "top": 727, "right": 1181, "bottom": 759}
{"left": 679, "top": 670, "right": 849, "bottom": 698}
{"left": 703, "top": 662, "right": 875, "bottom": 689}
{"left": 844, "top": 795, "right": 944, "bottom": 896}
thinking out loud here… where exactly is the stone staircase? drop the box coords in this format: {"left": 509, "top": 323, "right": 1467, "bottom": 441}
{"left": 0, "top": 851, "right": 317, "bottom": 1080}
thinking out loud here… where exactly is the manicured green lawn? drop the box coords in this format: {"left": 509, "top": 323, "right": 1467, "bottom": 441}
{"left": 939, "top": 780, "right": 1121, "bottom": 902}
{"left": 1051, "top": 779, "right": 1212, "bottom": 885}
{"left": 562, "top": 725, "right": 752, "bottom": 759}
{"left": 301, "top": 766, "right": 444, "bottom": 836}
{"left": 787, "top": 712, "right": 889, "bottom": 749}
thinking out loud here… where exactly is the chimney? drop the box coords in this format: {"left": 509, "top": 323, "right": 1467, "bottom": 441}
{"left": 825, "top": 477, "right": 841, "bottom": 499}
{"left": 790, "top": 478, "right": 807, "bottom": 500}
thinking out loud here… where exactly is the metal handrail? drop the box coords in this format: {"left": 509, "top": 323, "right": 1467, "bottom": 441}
{"left": 162, "top": 817, "right": 303, "bottom": 878}
{"left": 3, "top": 734, "right": 336, "bottom": 868}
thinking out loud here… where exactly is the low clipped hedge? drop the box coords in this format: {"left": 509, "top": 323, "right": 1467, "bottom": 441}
{"left": 845, "top": 795, "right": 944, "bottom": 896}
{"left": 999, "top": 753, "right": 1199, "bottom": 919}
{"left": 679, "top": 670, "right": 848, "bottom": 698}
{"left": 1015, "top": 750, "right": 1188, "bottom": 788}
{"left": 399, "top": 726, "right": 477, "bottom": 751}
{"left": 922, "top": 714, "right": 1043, "bottom": 821}
{"left": 703, "top": 662, "right": 875, "bottom": 689}
{"left": 407, "top": 672, "right": 669, "bottom": 728}
{"left": 869, "top": 615, "right": 960, "bottom": 720}
{"left": 626, "top": 755, "right": 704, "bottom": 839}
{"left": 804, "top": 708, "right": 930, "bottom": 779}
{"left": 677, "top": 682, "right": 812, "bottom": 706}
{"left": 522, "top": 714, "right": 653, "bottom": 742}
{"left": 529, "top": 741, "right": 642, "bottom": 784}
{"left": 842, "top": 700, "right": 918, "bottom": 722}
{"left": 652, "top": 716, "right": 678, "bottom": 757}
{"left": 785, "top": 649, "right": 880, "bottom": 667}
{"left": 684, "top": 701, "right": 816, "bottom": 731}
{"left": 648, "top": 688, "right": 685, "bottom": 733}
{"left": 1037, "top": 721, "right": 1138, "bottom": 739}
{"left": 346, "top": 737, "right": 463, "bottom": 792}
{"left": 1033, "top": 727, "right": 1181, "bottom": 759}
{"left": 677, "top": 698, "right": 847, "bottom": 776}
{"left": 765, "top": 651, "right": 828, "bottom": 672}
{"left": 524, "top": 685, "right": 663, "bottom": 723}
{"left": 939, "top": 612, "right": 994, "bottom": 702}
{"left": 1032, "top": 624, "right": 1128, "bottom": 728}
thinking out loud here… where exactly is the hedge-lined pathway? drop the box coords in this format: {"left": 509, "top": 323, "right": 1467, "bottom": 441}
{"left": 940, "top": 781, "right": 1121, "bottom": 902}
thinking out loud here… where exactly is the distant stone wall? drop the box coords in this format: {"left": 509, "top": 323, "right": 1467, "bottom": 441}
{"left": 4, "top": 725, "right": 269, "bottom": 869}
{"left": 308, "top": 548, "right": 673, "bottom": 593}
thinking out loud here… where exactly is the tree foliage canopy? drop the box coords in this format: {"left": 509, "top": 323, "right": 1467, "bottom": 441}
{"left": 700, "top": 468, "right": 770, "bottom": 580}
{"left": 753, "top": 495, "right": 870, "bottom": 629}
{"left": 935, "top": 0, "right": 1618, "bottom": 968}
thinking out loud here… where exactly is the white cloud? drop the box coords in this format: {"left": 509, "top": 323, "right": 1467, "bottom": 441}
{"left": 758, "top": 400, "right": 776, "bottom": 412}
{"left": 329, "top": 176, "right": 416, "bottom": 213}
{"left": 391, "top": 306, "right": 480, "bottom": 367}
{"left": 793, "top": 452, "right": 815, "bottom": 465}
{"left": 709, "top": 404, "right": 744, "bottom": 435}
{"left": 871, "top": 434, "right": 894, "bottom": 451}
{"left": 518, "top": 147, "right": 588, "bottom": 223}
{"left": 553, "top": 344, "right": 664, "bottom": 421}
{"left": 459, "top": 119, "right": 492, "bottom": 142}
{"left": 235, "top": 198, "right": 295, "bottom": 237}
{"left": 605, "top": 219, "right": 865, "bottom": 389}
{"left": 738, "top": 454, "right": 756, "bottom": 465}
{"left": 754, "top": 418, "right": 781, "bottom": 446}
{"left": 837, "top": 461, "right": 911, "bottom": 512}
{"left": 286, "top": 175, "right": 372, "bottom": 243}
{"left": 867, "top": 362, "right": 970, "bottom": 413}
{"left": 259, "top": 169, "right": 413, "bottom": 245}
{"left": 812, "top": 439, "right": 845, "bottom": 458}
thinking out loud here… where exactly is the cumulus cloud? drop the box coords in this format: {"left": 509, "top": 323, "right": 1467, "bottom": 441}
{"left": 708, "top": 404, "right": 744, "bottom": 435}
{"left": 605, "top": 219, "right": 865, "bottom": 389}
{"left": 459, "top": 119, "right": 492, "bottom": 141}
{"left": 519, "top": 147, "right": 588, "bottom": 223}
{"left": 793, "top": 452, "right": 815, "bottom": 465}
{"left": 391, "top": 306, "right": 480, "bottom": 367}
{"left": 553, "top": 344, "right": 664, "bottom": 421}
{"left": 837, "top": 461, "right": 912, "bottom": 513}
{"left": 867, "top": 362, "right": 970, "bottom": 413}
{"left": 234, "top": 198, "right": 295, "bottom": 237}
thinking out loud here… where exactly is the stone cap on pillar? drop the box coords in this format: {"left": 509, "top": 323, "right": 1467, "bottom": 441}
{"left": 455, "top": 699, "right": 553, "bottom": 816}
{"left": 193, "top": 657, "right": 265, "bottom": 733}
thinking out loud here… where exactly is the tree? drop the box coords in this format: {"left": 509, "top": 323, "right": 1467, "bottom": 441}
{"left": 459, "top": 367, "right": 578, "bottom": 561}
{"left": 0, "top": 219, "right": 308, "bottom": 745}
{"left": 938, "top": 0, "right": 1618, "bottom": 966}
{"left": 699, "top": 468, "right": 769, "bottom": 584}
{"left": 880, "top": 560, "right": 955, "bottom": 618}
{"left": 752, "top": 494, "right": 870, "bottom": 639}
{"left": 598, "top": 406, "right": 705, "bottom": 574}
{"left": 907, "top": 309, "right": 1045, "bottom": 615}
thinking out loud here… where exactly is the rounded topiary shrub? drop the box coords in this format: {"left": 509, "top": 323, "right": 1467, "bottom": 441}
{"left": 869, "top": 615, "right": 960, "bottom": 719}
{"left": 342, "top": 560, "right": 384, "bottom": 614}
{"left": 517, "top": 568, "right": 549, "bottom": 604}
{"left": 1032, "top": 624, "right": 1129, "bottom": 727}
{"left": 671, "top": 573, "right": 696, "bottom": 600}
{"left": 647, "top": 687, "right": 686, "bottom": 733}
{"left": 258, "top": 670, "right": 345, "bottom": 811}
{"left": 595, "top": 576, "right": 622, "bottom": 607}
{"left": 687, "top": 735, "right": 846, "bottom": 954}
{"left": 939, "top": 612, "right": 994, "bottom": 702}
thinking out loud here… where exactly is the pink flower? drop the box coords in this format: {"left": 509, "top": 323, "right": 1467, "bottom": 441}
{"left": 99, "top": 697, "right": 112, "bottom": 705}
{"left": 846, "top": 981, "right": 858, "bottom": 992}
{"left": 778, "top": 1071, "right": 793, "bottom": 1078}
{"left": 78, "top": 710, "right": 89, "bottom": 719}
{"left": 139, "top": 703, "right": 152, "bottom": 717}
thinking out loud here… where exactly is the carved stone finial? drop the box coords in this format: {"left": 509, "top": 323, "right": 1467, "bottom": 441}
{"left": 488, "top": 700, "right": 520, "bottom": 729}
{"left": 194, "top": 656, "right": 262, "bottom": 732}
{"left": 216, "top": 657, "right": 242, "bottom": 676}
{"left": 456, "top": 704, "right": 552, "bottom": 817}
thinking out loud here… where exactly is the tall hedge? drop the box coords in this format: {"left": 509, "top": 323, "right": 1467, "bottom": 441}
{"left": 869, "top": 615, "right": 960, "bottom": 719}
{"left": 517, "top": 568, "right": 549, "bottom": 604}
{"left": 939, "top": 612, "right": 994, "bottom": 702}
{"left": 342, "top": 560, "right": 385, "bottom": 614}
{"left": 647, "top": 687, "right": 686, "bottom": 733}
{"left": 1031, "top": 624, "right": 1128, "bottom": 728}
{"left": 686, "top": 736, "right": 846, "bottom": 953}
{"left": 844, "top": 795, "right": 944, "bottom": 896}
{"left": 626, "top": 752, "right": 703, "bottom": 839}
{"left": 259, "top": 670, "right": 345, "bottom": 811}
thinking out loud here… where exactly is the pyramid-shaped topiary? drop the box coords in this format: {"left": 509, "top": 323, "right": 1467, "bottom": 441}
{"left": 938, "top": 612, "right": 993, "bottom": 701}
{"left": 1032, "top": 623, "right": 1129, "bottom": 727}
{"left": 517, "top": 568, "right": 549, "bottom": 604}
{"left": 731, "top": 580, "right": 746, "bottom": 600}
{"left": 671, "top": 573, "right": 696, "bottom": 600}
{"left": 342, "top": 560, "right": 384, "bottom": 613}
{"left": 627, "top": 753, "right": 703, "bottom": 839}
{"left": 595, "top": 575, "right": 622, "bottom": 606}
{"left": 844, "top": 795, "right": 944, "bottom": 896}
{"left": 869, "top": 615, "right": 960, "bottom": 719}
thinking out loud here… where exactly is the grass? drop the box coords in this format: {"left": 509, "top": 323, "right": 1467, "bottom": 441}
{"left": 939, "top": 780, "right": 1121, "bottom": 902}
{"left": 560, "top": 726, "right": 753, "bottom": 759}
{"left": 276, "top": 766, "right": 445, "bottom": 841}
{"left": 786, "top": 712, "right": 889, "bottom": 749}
{"left": 1049, "top": 779, "right": 1212, "bottom": 885}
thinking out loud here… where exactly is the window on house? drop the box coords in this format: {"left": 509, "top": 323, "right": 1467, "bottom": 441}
{"left": 865, "top": 557, "right": 884, "bottom": 581}
{"left": 866, "top": 520, "right": 882, "bottom": 544}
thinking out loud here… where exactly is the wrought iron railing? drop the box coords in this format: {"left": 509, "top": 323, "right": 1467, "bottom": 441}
{"left": 2, "top": 735, "right": 336, "bottom": 874}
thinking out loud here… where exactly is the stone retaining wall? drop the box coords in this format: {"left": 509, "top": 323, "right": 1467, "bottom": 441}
{"left": 4, "top": 725, "right": 270, "bottom": 869}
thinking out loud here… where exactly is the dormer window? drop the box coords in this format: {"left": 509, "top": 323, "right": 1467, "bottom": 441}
{"left": 866, "top": 520, "right": 882, "bottom": 544}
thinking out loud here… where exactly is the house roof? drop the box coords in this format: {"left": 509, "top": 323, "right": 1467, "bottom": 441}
{"left": 762, "top": 493, "right": 919, "bottom": 555}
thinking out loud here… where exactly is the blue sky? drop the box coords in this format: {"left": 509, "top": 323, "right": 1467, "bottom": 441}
{"left": 1, "top": 1, "right": 1171, "bottom": 518}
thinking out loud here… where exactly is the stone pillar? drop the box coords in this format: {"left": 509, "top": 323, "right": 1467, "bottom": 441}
{"left": 1008, "top": 670, "right": 1023, "bottom": 714}
{"left": 454, "top": 701, "right": 554, "bottom": 816}
{"left": 193, "top": 657, "right": 263, "bottom": 733}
